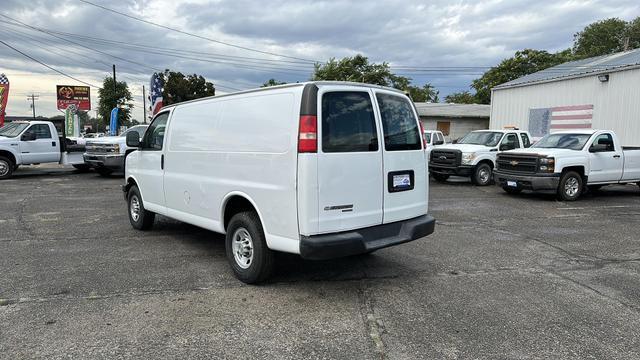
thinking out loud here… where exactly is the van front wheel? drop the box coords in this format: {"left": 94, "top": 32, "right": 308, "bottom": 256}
{"left": 226, "top": 212, "right": 274, "bottom": 284}
{"left": 127, "top": 185, "right": 155, "bottom": 230}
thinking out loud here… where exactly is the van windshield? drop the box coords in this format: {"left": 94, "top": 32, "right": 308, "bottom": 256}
{"left": 0, "top": 123, "right": 29, "bottom": 137}
{"left": 458, "top": 131, "right": 503, "bottom": 146}
{"left": 531, "top": 133, "right": 592, "bottom": 150}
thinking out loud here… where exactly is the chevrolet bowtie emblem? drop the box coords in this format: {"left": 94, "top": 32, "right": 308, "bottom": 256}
{"left": 510, "top": 160, "right": 519, "bottom": 166}
{"left": 439, "top": 156, "right": 447, "bottom": 160}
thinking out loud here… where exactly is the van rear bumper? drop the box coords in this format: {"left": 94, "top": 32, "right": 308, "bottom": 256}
{"left": 299, "top": 214, "right": 436, "bottom": 260}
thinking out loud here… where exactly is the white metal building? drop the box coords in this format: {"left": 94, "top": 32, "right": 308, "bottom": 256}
{"left": 490, "top": 48, "right": 640, "bottom": 145}
{"left": 415, "top": 103, "right": 490, "bottom": 141}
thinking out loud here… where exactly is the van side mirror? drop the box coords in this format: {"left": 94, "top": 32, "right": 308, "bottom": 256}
{"left": 126, "top": 131, "right": 141, "bottom": 147}
{"left": 21, "top": 132, "right": 36, "bottom": 141}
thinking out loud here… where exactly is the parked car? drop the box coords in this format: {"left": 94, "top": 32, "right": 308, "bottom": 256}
{"left": 494, "top": 130, "right": 640, "bottom": 201}
{"left": 0, "top": 120, "right": 89, "bottom": 179}
{"left": 423, "top": 130, "right": 446, "bottom": 158}
{"left": 83, "top": 125, "right": 148, "bottom": 176}
{"left": 429, "top": 129, "right": 532, "bottom": 185}
{"left": 123, "top": 82, "right": 436, "bottom": 283}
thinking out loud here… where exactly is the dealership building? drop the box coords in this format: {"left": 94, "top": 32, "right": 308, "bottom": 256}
{"left": 415, "top": 102, "right": 490, "bottom": 141}
{"left": 490, "top": 48, "right": 640, "bottom": 145}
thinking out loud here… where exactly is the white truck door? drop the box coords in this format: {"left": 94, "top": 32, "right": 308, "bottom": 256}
{"left": 374, "top": 90, "right": 427, "bottom": 224}
{"left": 316, "top": 88, "right": 383, "bottom": 233}
{"left": 19, "top": 124, "right": 59, "bottom": 164}
{"left": 588, "top": 133, "right": 623, "bottom": 183}
{"left": 135, "top": 111, "right": 170, "bottom": 213}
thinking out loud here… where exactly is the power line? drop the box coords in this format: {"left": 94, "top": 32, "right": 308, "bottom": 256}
{"left": 0, "top": 40, "right": 101, "bottom": 88}
{"left": 77, "top": 0, "right": 318, "bottom": 63}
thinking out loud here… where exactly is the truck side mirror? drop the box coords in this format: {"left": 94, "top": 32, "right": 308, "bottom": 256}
{"left": 589, "top": 144, "right": 607, "bottom": 153}
{"left": 21, "top": 132, "right": 36, "bottom": 141}
{"left": 434, "top": 140, "right": 444, "bottom": 145}
{"left": 126, "top": 131, "right": 141, "bottom": 148}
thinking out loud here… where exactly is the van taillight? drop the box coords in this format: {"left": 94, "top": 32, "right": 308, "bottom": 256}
{"left": 298, "top": 115, "right": 317, "bottom": 153}
{"left": 418, "top": 121, "right": 427, "bottom": 149}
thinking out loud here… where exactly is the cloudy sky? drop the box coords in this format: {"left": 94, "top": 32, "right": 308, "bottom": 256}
{"left": 1, "top": 0, "right": 638, "bottom": 122}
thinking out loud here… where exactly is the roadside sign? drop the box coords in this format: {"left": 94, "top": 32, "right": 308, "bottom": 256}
{"left": 56, "top": 85, "right": 91, "bottom": 111}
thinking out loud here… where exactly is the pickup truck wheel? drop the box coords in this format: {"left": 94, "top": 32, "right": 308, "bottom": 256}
{"left": 96, "top": 167, "right": 113, "bottom": 177}
{"left": 557, "top": 171, "right": 583, "bottom": 201}
{"left": 0, "top": 156, "right": 14, "bottom": 180}
{"left": 502, "top": 186, "right": 522, "bottom": 195}
{"left": 473, "top": 163, "right": 492, "bottom": 186}
{"left": 432, "top": 173, "right": 449, "bottom": 182}
{"left": 225, "top": 211, "right": 274, "bottom": 284}
{"left": 127, "top": 185, "right": 155, "bottom": 230}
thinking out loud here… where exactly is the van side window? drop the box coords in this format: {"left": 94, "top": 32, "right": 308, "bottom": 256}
{"left": 520, "top": 133, "right": 531, "bottom": 148}
{"left": 142, "top": 112, "right": 169, "bottom": 150}
{"left": 376, "top": 93, "right": 421, "bottom": 151}
{"left": 24, "top": 124, "right": 52, "bottom": 139}
{"left": 322, "top": 92, "right": 378, "bottom": 153}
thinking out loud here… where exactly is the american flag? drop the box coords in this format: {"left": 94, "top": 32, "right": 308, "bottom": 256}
{"left": 0, "top": 74, "right": 8, "bottom": 84}
{"left": 149, "top": 72, "right": 164, "bottom": 118}
{"left": 550, "top": 104, "right": 593, "bottom": 131}
{"left": 0, "top": 73, "right": 9, "bottom": 127}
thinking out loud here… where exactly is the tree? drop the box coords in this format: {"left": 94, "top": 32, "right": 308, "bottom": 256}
{"left": 471, "top": 49, "right": 572, "bottom": 104}
{"left": 97, "top": 76, "right": 134, "bottom": 129}
{"left": 444, "top": 91, "right": 477, "bottom": 104}
{"left": 313, "top": 54, "right": 411, "bottom": 90}
{"left": 406, "top": 83, "right": 439, "bottom": 102}
{"left": 159, "top": 70, "right": 215, "bottom": 106}
{"left": 261, "top": 78, "right": 287, "bottom": 87}
{"left": 573, "top": 18, "right": 628, "bottom": 58}
{"left": 622, "top": 17, "right": 640, "bottom": 50}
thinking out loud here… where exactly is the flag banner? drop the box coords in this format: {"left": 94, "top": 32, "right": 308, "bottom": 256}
{"left": 0, "top": 74, "right": 10, "bottom": 127}
{"left": 528, "top": 104, "right": 593, "bottom": 138}
{"left": 149, "top": 72, "right": 164, "bottom": 117}
{"left": 65, "top": 104, "right": 79, "bottom": 137}
{"left": 110, "top": 107, "right": 119, "bottom": 136}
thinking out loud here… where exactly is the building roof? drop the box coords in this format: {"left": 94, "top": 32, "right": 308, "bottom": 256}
{"left": 495, "top": 48, "right": 640, "bottom": 90}
{"left": 414, "top": 103, "right": 490, "bottom": 119}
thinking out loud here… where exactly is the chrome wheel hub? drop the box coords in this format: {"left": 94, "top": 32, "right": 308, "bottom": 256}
{"left": 565, "top": 177, "right": 579, "bottom": 197}
{"left": 130, "top": 195, "right": 141, "bottom": 222}
{"left": 479, "top": 168, "right": 490, "bottom": 183}
{"left": 0, "top": 160, "right": 9, "bottom": 177}
{"left": 232, "top": 228, "right": 254, "bottom": 269}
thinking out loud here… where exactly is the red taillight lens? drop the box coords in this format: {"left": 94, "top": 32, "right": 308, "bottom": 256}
{"left": 418, "top": 121, "right": 427, "bottom": 149}
{"left": 298, "top": 115, "right": 317, "bottom": 153}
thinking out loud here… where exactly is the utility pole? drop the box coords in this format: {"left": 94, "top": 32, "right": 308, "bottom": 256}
{"left": 142, "top": 85, "right": 147, "bottom": 124}
{"left": 26, "top": 94, "right": 39, "bottom": 120}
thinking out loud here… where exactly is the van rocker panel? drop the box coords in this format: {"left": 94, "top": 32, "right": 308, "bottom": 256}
{"left": 299, "top": 214, "right": 435, "bottom": 260}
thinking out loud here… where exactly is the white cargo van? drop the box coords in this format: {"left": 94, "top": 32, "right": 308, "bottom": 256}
{"left": 123, "top": 82, "right": 436, "bottom": 283}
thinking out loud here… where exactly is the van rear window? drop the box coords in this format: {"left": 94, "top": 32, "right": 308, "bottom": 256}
{"left": 322, "top": 92, "right": 378, "bottom": 153}
{"left": 376, "top": 93, "right": 421, "bottom": 151}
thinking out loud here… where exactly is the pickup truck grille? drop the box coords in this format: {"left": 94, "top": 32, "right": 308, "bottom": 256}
{"left": 430, "top": 149, "right": 461, "bottom": 167}
{"left": 496, "top": 154, "right": 538, "bottom": 174}
{"left": 85, "top": 144, "right": 117, "bottom": 154}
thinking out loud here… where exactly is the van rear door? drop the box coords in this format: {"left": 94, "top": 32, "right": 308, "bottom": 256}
{"left": 374, "top": 90, "right": 428, "bottom": 223}
{"left": 316, "top": 87, "right": 383, "bottom": 233}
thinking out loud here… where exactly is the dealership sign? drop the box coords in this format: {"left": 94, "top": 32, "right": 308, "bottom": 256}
{"left": 56, "top": 85, "right": 91, "bottom": 111}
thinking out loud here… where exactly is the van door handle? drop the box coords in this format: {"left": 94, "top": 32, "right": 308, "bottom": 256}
{"left": 161, "top": 154, "right": 164, "bottom": 169}
{"left": 52, "top": 141, "right": 56, "bottom": 147}
{"left": 613, "top": 155, "right": 621, "bottom": 158}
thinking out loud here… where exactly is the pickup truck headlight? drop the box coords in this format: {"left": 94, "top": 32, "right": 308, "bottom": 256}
{"left": 113, "top": 144, "right": 120, "bottom": 154}
{"left": 538, "top": 157, "right": 555, "bottom": 172}
{"left": 461, "top": 152, "right": 476, "bottom": 165}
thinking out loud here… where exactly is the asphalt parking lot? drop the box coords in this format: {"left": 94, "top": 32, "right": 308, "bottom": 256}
{"left": 1, "top": 166, "right": 640, "bottom": 359}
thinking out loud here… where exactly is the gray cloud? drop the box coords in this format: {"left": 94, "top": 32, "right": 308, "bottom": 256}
{"left": 0, "top": 0, "right": 638, "bottom": 120}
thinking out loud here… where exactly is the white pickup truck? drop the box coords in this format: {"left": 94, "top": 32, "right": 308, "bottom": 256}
{"left": 494, "top": 130, "right": 640, "bottom": 201}
{"left": 0, "top": 120, "right": 89, "bottom": 179}
{"left": 83, "top": 125, "right": 148, "bottom": 176}
{"left": 429, "top": 129, "right": 532, "bottom": 186}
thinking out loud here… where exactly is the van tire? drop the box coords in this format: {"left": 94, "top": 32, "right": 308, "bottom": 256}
{"left": 226, "top": 211, "right": 274, "bottom": 284}
{"left": 472, "top": 163, "right": 492, "bottom": 186}
{"left": 127, "top": 185, "right": 155, "bottom": 230}
{"left": 0, "top": 156, "right": 14, "bottom": 180}
{"left": 557, "top": 171, "right": 583, "bottom": 201}
{"left": 432, "top": 173, "right": 449, "bottom": 182}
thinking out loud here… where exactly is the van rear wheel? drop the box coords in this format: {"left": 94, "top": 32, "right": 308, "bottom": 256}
{"left": 0, "top": 156, "right": 14, "bottom": 180}
{"left": 127, "top": 185, "right": 155, "bottom": 230}
{"left": 225, "top": 211, "right": 274, "bottom": 284}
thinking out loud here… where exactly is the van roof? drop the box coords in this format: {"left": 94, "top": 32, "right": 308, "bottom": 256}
{"left": 159, "top": 81, "right": 406, "bottom": 111}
